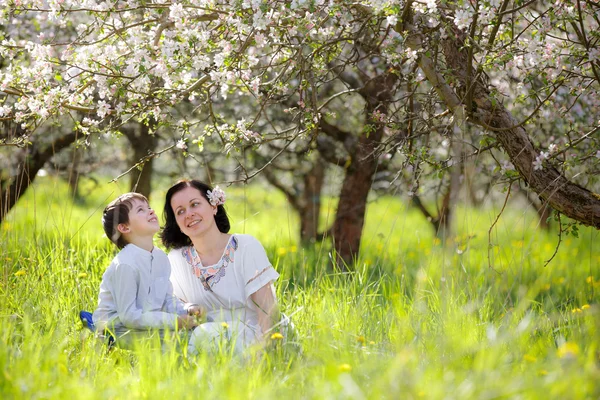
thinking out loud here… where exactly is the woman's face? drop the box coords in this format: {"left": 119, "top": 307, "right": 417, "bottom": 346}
{"left": 170, "top": 185, "right": 217, "bottom": 239}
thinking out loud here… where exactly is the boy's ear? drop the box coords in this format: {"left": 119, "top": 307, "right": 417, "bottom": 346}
{"left": 117, "top": 223, "right": 131, "bottom": 234}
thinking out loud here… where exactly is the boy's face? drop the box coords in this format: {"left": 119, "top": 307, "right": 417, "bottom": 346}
{"left": 118, "top": 198, "right": 160, "bottom": 238}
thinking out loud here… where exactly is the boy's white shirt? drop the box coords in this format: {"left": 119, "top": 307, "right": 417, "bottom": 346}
{"left": 93, "top": 243, "right": 187, "bottom": 333}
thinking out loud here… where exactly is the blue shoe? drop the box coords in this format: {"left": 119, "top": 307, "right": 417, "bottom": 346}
{"left": 79, "top": 310, "right": 115, "bottom": 348}
{"left": 79, "top": 310, "right": 95, "bottom": 331}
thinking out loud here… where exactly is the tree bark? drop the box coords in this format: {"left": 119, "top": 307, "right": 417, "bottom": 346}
{"left": 331, "top": 71, "right": 398, "bottom": 268}
{"left": 0, "top": 131, "right": 78, "bottom": 224}
{"left": 67, "top": 146, "right": 83, "bottom": 201}
{"left": 300, "top": 158, "right": 326, "bottom": 243}
{"left": 123, "top": 123, "right": 158, "bottom": 199}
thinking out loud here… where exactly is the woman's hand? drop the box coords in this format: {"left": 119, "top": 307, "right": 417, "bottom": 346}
{"left": 187, "top": 304, "right": 206, "bottom": 318}
{"left": 177, "top": 315, "right": 199, "bottom": 330}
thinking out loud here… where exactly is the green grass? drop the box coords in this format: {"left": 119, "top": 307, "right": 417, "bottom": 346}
{"left": 1, "top": 175, "right": 598, "bottom": 399}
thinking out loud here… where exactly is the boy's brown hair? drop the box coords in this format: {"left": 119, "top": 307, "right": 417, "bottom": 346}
{"left": 102, "top": 192, "right": 149, "bottom": 249}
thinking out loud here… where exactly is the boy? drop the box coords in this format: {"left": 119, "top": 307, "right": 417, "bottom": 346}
{"left": 93, "top": 192, "right": 199, "bottom": 348}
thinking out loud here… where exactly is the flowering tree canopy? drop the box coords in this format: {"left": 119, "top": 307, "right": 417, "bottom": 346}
{"left": 1, "top": 0, "right": 599, "bottom": 230}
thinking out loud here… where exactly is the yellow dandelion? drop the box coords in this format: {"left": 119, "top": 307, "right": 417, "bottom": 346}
{"left": 433, "top": 238, "right": 441, "bottom": 246}
{"left": 581, "top": 304, "right": 590, "bottom": 310}
{"left": 523, "top": 354, "right": 537, "bottom": 362}
{"left": 78, "top": 272, "right": 88, "bottom": 279}
{"left": 417, "top": 391, "right": 426, "bottom": 398}
{"left": 542, "top": 284, "right": 551, "bottom": 291}
{"left": 369, "top": 341, "right": 375, "bottom": 345}
{"left": 290, "top": 246, "right": 297, "bottom": 253}
{"left": 557, "top": 342, "right": 579, "bottom": 359}
{"left": 338, "top": 363, "right": 352, "bottom": 372}
{"left": 277, "top": 247, "right": 287, "bottom": 256}
{"left": 221, "top": 322, "right": 229, "bottom": 329}
{"left": 571, "top": 308, "right": 582, "bottom": 314}
{"left": 14, "top": 270, "right": 26, "bottom": 277}
{"left": 270, "top": 332, "right": 284, "bottom": 340}
{"left": 538, "top": 369, "right": 548, "bottom": 376}
{"left": 356, "top": 336, "right": 366, "bottom": 345}
{"left": 586, "top": 276, "right": 594, "bottom": 284}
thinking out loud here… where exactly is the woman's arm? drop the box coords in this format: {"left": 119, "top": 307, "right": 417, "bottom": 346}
{"left": 250, "top": 282, "right": 280, "bottom": 339}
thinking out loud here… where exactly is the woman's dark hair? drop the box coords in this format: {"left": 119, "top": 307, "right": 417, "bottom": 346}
{"left": 160, "top": 179, "right": 230, "bottom": 249}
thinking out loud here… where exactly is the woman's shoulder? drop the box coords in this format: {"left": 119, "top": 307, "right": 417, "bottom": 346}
{"left": 167, "top": 246, "right": 192, "bottom": 260}
{"left": 232, "top": 234, "right": 264, "bottom": 248}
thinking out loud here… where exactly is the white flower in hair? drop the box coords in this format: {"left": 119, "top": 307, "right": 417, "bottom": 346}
{"left": 207, "top": 186, "right": 226, "bottom": 206}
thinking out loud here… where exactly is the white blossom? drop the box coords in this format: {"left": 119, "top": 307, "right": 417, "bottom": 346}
{"left": 454, "top": 8, "right": 473, "bottom": 31}
{"left": 425, "top": 0, "right": 437, "bottom": 13}
{"left": 96, "top": 100, "right": 111, "bottom": 118}
{"left": 176, "top": 139, "right": 187, "bottom": 150}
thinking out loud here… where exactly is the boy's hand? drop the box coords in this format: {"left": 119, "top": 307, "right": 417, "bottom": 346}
{"left": 177, "top": 315, "right": 198, "bottom": 330}
{"left": 187, "top": 304, "right": 206, "bottom": 317}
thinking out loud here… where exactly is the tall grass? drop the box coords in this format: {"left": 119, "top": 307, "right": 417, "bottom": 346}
{"left": 1, "top": 175, "right": 598, "bottom": 399}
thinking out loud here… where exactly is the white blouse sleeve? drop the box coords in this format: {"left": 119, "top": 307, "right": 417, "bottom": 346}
{"left": 240, "top": 236, "right": 279, "bottom": 299}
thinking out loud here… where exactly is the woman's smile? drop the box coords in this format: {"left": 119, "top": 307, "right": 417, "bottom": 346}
{"left": 171, "top": 186, "right": 217, "bottom": 237}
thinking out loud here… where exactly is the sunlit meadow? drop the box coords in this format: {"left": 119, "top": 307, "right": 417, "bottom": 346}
{"left": 1, "top": 176, "right": 598, "bottom": 399}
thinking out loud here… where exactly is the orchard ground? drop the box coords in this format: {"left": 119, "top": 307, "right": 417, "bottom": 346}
{"left": 0, "top": 176, "right": 598, "bottom": 399}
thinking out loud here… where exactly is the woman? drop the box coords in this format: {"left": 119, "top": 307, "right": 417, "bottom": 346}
{"left": 161, "top": 179, "right": 282, "bottom": 354}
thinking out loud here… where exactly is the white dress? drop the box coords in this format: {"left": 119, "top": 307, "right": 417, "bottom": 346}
{"left": 168, "top": 234, "right": 279, "bottom": 353}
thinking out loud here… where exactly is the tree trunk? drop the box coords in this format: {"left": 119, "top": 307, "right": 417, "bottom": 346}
{"left": 67, "top": 146, "right": 83, "bottom": 201}
{"left": 123, "top": 123, "right": 158, "bottom": 198}
{"left": 411, "top": 189, "right": 452, "bottom": 239}
{"left": 262, "top": 155, "right": 327, "bottom": 244}
{"left": 300, "top": 158, "right": 326, "bottom": 243}
{"left": 523, "top": 189, "right": 552, "bottom": 231}
{"left": 404, "top": 22, "right": 600, "bottom": 229}
{"left": 331, "top": 129, "right": 380, "bottom": 268}
{"left": 438, "top": 105, "right": 467, "bottom": 242}
{"left": 331, "top": 71, "right": 398, "bottom": 268}
{"left": 0, "top": 132, "right": 78, "bottom": 224}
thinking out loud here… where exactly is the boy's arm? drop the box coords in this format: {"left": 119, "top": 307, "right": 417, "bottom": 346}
{"left": 111, "top": 264, "right": 180, "bottom": 329}
{"left": 162, "top": 287, "right": 205, "bottom": 318}
{"left": 162, "top": 281, "right": 188, "bottom": 316}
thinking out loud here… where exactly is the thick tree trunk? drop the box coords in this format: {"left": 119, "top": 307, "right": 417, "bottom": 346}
{"left": 123, "top": 123, "right": 158, "bottom": 198}
{"left": 328, "top": 71, "right": 398, "bottom": 268}
{"left": 332, "top": 124, "right": 382, "bottom": 268}
{"left": 300, "top": 158, "right": 325, "bottom": 243}
{"left": 404, "top": 22, "right": 600, "bottom": 229}
{"left": 0, "top": 132, "right": 78, "bottom": 224}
